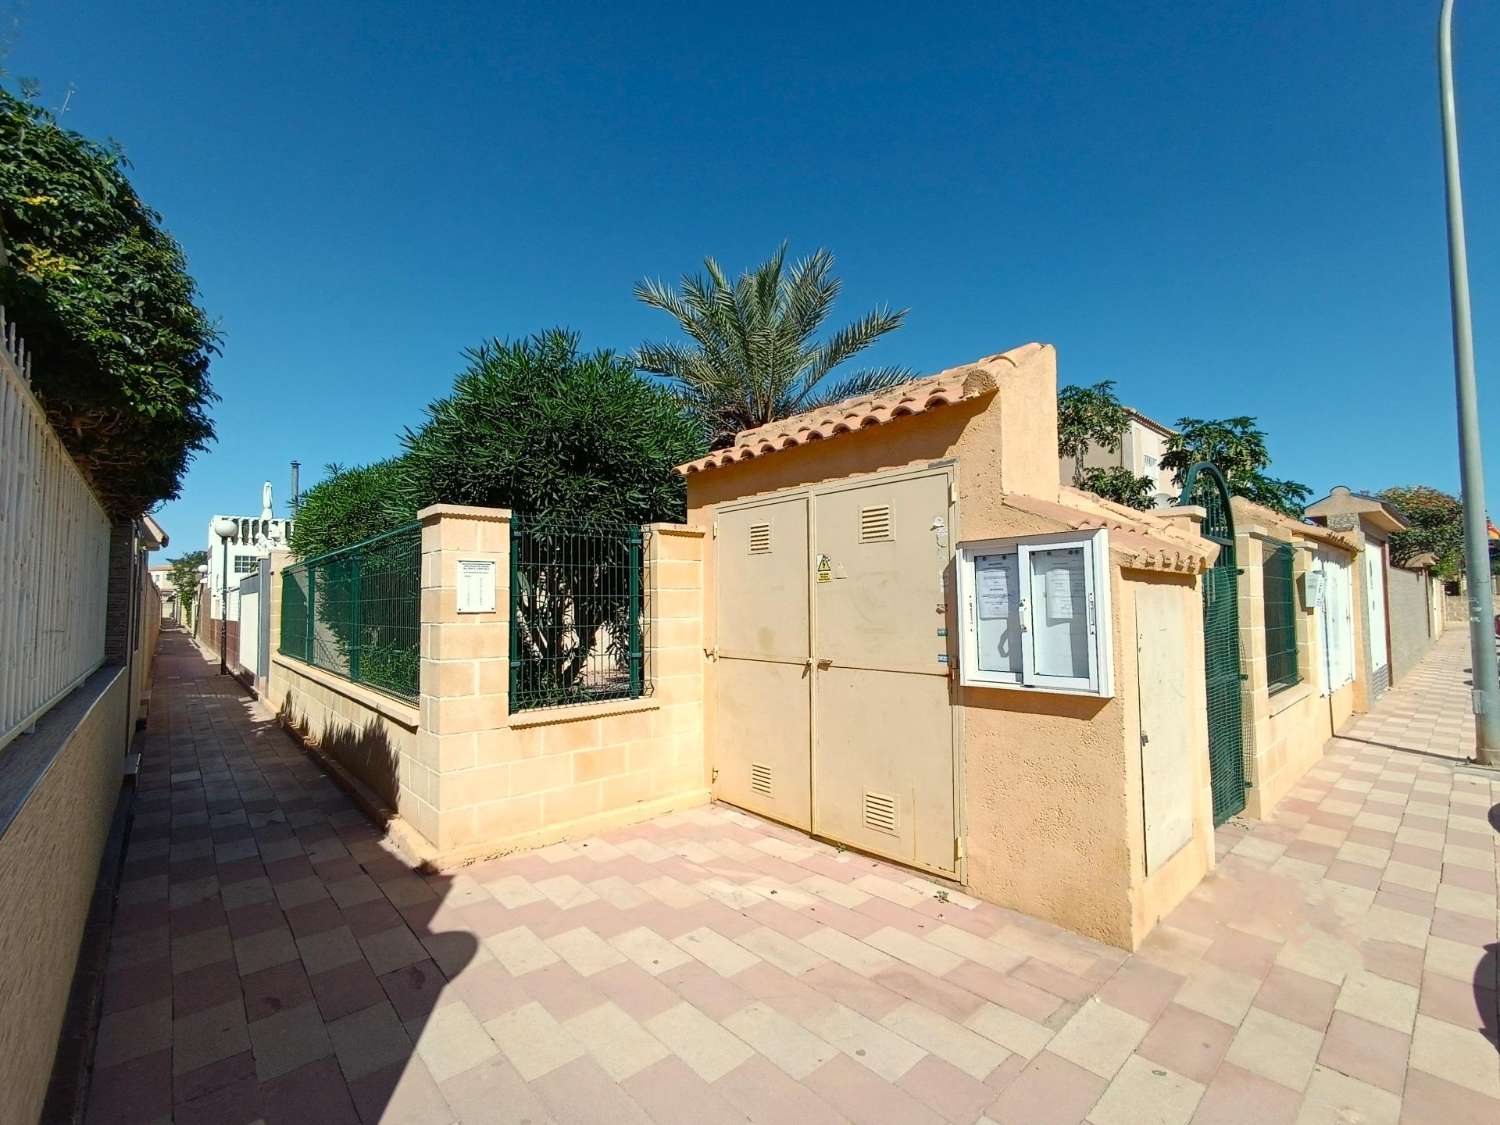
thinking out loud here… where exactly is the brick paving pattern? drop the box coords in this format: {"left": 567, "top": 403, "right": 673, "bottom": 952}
{"left": 88, "top": 628, "right": 1499, "bottom": 1123}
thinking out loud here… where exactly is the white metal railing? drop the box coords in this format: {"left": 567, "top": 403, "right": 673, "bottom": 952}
{"left": 0, "top": 309, "right": 111, "bottom": 752}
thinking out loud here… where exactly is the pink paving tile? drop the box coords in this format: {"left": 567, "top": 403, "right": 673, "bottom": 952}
{"left": 805, "top": 1054, "right": 948, "bottom": 1125}
{"left": 1318, "top": 1011, "right": 1411, "bottom": 1094}
{"left": 101, "top": 956, "right": 174, "bottom": 1015}
{"left": 172, "top": 960, "right": 242, "bottom": 1019}
{"left": 1430, "top": 907, "right": 1498, "bottom": 946}
{"left": 282, "top": 897, "right": 344, "bottom": 939}
{"left": 874, "top": 964, "right": 989, "bottom": 1023}
{"left": 339, "top": 897, "right": 404, "bottom": 938}
{"left": 256, "top": 1056, "right": 359, "bottom": 1125}
{"left": 224, "top": 901, "right": 285, "bottom": 941}
{"left": 714, "top": 1054, "right": 853, "bottom": 1124}
{"left": 1439, "top": 864, "right": 1496, "bottom": 894}
{"left": 985, "top": 1050, "right": 1106, "bottom": 1125}
{"left": 517, "top": 960, "right": 609, "bottom": 1020}
{"left": 1390, "top": 845, "right": 1444, "bottom": 870}
{"left": 446, "top": 958, "right": 530, "bottom": 1023}
{"left": 943, "top": 961, "right": 1062, "bottom": 1024}
{"left": 528, "top": 1055, "right": 653, "bottom": 1124}
{"left": 900, "top": 1053, "right": 1001, "bottom": 1124}
{"left": 1202, "top": 929, "right": 1281, "bottom": 979}
{"left": 171, "top": 1073, "right": 262, "bottom": 1125}
{"left": 622, "top": 1055, "right": 750, "bottom": 1125}
{"left": 1137, "top": 1002, "right": 1236, "bottom": 1084}
{"left": 1010, "top": 958, "right": 1095, "bottom": 1003}
{"left": 1253, "top": 965, "right": 1340, "bottom": 1030}
{"left": 1418, "top": 970, "right": 1496, "bottom": 1030}
{"left": 380, "top": 958, "right": 458, "bottom": 1023}
{"left": 173, "top": 1048, "right": 256, "bottom": 1105}
{"left": 804, "top": 962, "right": 909, "bottom": 1021}
{"left": 307, "top": 959, "right": 387, "bottom": 1023}
{"left": 242, "top": 960, "right": 314, "bottom": 1022}
{"left": 1361, "top": 940, "right": 1426, "bottom": 988}
{"left": 1373, "top": 886, "right": 1437, "bottom": 917}
{"left": 86, "top": 1049, "right": 173, "bottom": 1125}
{"left": 1400, "top": 1067, "right": 1500, "bottom": 1125}
{"left": 347, "top": 1057, "right": 452, "bottom": 1125}
{"left": 1324, "top": 860, "right": 1384, "bottom": 890}
{"left": 665, "top": 962, "right": 755, "bottom": 1020}
{"left": 1094, "top": 959, "right": 1187, "bottom": 1024}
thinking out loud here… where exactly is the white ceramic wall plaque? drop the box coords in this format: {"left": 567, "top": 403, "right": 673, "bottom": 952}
{"left": 456, "top": 559, "right": 497, "bottom": 614}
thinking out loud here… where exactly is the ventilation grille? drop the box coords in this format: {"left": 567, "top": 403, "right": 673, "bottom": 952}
{"left": 862, "top": 790, "right": 898, "bottom": 835}
{"left": 859, "top": 505, "right": 893, "bottom": 543}
{"left": 750, "top": 762, "right": 773, "bottom": 796}
{"left": 748, "top": 523, "right": 772, "bottom": 555}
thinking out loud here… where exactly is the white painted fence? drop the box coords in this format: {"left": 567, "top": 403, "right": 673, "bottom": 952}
{"left": 0, "top": 310, "right": 111, "bottom": 752}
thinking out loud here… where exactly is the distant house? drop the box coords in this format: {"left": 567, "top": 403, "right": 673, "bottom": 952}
{"left": 1059, "top": 405, "right": 1179, "bottom": 507}
{"left": 204, "top": 483, "right": 295, "bottom": 620}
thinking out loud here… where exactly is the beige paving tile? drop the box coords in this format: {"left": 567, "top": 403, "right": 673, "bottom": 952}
{"left": 800, "top": 928, "right": 897, "bottom": 977}
{"left": 533, "top": 874, "right": 600, "bottom": 910}
{"left": 673, "top": 926, "right": 760, "bottom": 977}
{"left": 482, "top": 874, "right": 545, "bottom": 908}
{"left": 1333, "top": 970, "right": 1417, "bottom": 1034}
{"left": 1174, "top": 962, "right": 1264, "bottom": 1025}
{"left": 880, "top": 1000, "right": 1009, "bottom": 1080}
{"left": 797, "top": 873, "right": 872, "bottom": 908}
{"left": 1408, "top": 1013, "right": 1500, "bottom": 1099}
{"left": 1422, "top": 936, "right": 1481, "bottom": 983}
{"left": 1048, "top": 1000, "right": 1149, "bottom": 1079}
{"left": 483, "top": 1000, "right": 584, "bottom": 1081}
{"left": 564, "top": 1001, "right": 669, "bottom": 1081}
{"left": 645, "top": 1001, "right": 756, "bottom": 1082}
{"left": 864, "top": 926, "right": 964, "bottom": 976}
{"left": 1225, "top": 1007, "right": 1323, "bottom": 1092}
{"left": 485, "top": 926, "right": 561, "bottom": 976}
{"left": 801, "top": 1000, "right": 928, "bottom": 1081}
{"left": 1086, "top": 1054, "right": 1203, "bottom": 1125}
{"left": 411, "top": 999, "right": 500, "bottom": 1084}
{"left": 734, "top": 926, "right": 826, "bottom": 976}
{"left": 1294, "top": 1065, "right": 1400, "bottom": 1125}
{"left": 927, "top": 924, "right": 1029, "bottom": 974}
{"left": 723, "top": 1000, "right": 839, "bottom": 1079}
{"left": 965, "top": 1002, "right": 1054, "bottom": 1059}
{"left": 609, "top": 926, "right": 694, "bottom": 976}
{"left": 546, "top": 926, "right": 627, "bottom": 977}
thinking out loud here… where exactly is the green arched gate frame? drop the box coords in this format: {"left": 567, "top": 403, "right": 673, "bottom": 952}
{"left": 1179, "top": 464, "right": 1246, "bottom": 824}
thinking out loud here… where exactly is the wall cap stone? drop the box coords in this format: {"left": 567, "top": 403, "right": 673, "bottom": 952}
{"left": 508, "top": 695, "right": 660, "bottom": 729}
{"left": 270, "top": 654, "right": 419, "bottom": 729}
{"left": 649, "top": 524, "right": 707, "bottom": 538}
{"left": 418, "top": 503, "right": 512, "bottom": 523}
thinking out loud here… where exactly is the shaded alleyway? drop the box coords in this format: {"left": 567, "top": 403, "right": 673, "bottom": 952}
{"left": 86, "top": 627, "right": 1498, "bottom": 1123}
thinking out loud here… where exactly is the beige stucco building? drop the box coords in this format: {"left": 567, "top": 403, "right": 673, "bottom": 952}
{"left": 1059, "top": 405, "right": 1179, "bottom": 507}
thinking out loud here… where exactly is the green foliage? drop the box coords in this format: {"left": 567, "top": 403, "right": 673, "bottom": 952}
{"left": 399, "top": 329, "right": 702, "bottom": 526}
{"left": 634, "top": 244, "right": 913, "bottom": 448}
{"left": 289, "top": 460, "right": 415, "bottom": 561}
{"left": 1077, "top": 466, "right": 1156, "bottom": 511}
{"left": 1378, "top": 485, "right": 1464, "bottom": 577}
{"left": 0, "top": 86, "right": 218, "bottom": 517}
{"left": 167, "top": 548, "right": 207, "bottom": 621}
{"left": 1162, "top": 416, "right": 1310, "bottom": 519}
{"left": 1057, "top": 380, "right": 1130, "bottom": 473}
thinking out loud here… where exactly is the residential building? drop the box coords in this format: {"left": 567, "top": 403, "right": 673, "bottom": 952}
{"left": 204, "top": 482, "right": 295, "bottom": 620}
{"left": 1058, "top": 405, "right": 1179, "bottom": 506}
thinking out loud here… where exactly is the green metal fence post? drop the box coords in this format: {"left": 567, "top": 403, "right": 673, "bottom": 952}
{"left": 349, "top": 548, "right": 363, "bottom": 685}
{"left": 628, "top": 524, "right": 643, "bottom": 698}
{"left": 306, "top": 565, "right": 317, "bottom": 667}
{"left": 508, "top": 515, "right": 520, "bottom": 707}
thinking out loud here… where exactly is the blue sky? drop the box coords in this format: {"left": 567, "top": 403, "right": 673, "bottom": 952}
{"left": 7, "top": 1, "right": 1500, "bottom": 555}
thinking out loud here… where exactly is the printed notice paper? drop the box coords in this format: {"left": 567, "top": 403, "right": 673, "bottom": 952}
{"left": 975, "top": 555, "right": 1012, "bottom": 620}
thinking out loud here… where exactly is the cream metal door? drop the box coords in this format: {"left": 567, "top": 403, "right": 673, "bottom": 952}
{"left": 713, "top": 496, "right": 813, "bottom": 829}
{"left": 811, "top": 470, "right": 958, "bottom": 875}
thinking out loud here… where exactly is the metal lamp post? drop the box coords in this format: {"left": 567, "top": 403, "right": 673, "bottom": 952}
{"left": 1438, "top": 0, "right": 1500, "bottom": 765}
{"left": 212, "top": 516, "right": 239, "bottom": 676}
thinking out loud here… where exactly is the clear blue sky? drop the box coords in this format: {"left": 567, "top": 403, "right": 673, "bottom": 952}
{"left": 7, "top": 1, "right": 1500, "bottom": 555}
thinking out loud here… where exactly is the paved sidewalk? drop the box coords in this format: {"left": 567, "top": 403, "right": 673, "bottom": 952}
{"left": 88, "top": 629, "right": 1498, "bottom": 1124}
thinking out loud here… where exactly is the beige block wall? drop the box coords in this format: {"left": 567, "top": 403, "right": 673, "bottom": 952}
{"left": 413, "top": 506, "right": 709, "bottom": 862}
{"left": 0, "top": 668, "right": 127, "bottom": 1125}
{"left": 266, "top": 559, "right": 420, "bottom": 815}
{"left": 1232, "top": 510, "right": 1362, "bottom": 819}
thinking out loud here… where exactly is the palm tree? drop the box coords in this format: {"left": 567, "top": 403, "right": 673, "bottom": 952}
{"left": 634, "top": 244, "right": 913, "bottom": 448}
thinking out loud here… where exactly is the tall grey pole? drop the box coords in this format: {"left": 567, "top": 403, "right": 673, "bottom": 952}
{"left": 1438, "top": 0, "right": 1500, "bottom": 764}
{"left": 220, "top": 544, "right": 229, "bottom": 676}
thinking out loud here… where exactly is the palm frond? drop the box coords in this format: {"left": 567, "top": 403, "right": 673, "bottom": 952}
{"left": 795, "top": 365, "right": 916, "bottom": 413}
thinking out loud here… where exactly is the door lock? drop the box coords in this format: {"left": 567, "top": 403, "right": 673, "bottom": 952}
{"left": 816, "top": 658, "right": 834, "bottom": 668}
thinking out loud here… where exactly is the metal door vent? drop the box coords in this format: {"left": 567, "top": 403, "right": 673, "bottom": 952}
{"left": 862, "top": 790, "right": 899, "bottom": 835}
{"left": 750, "top": 762, "right": 774, "bottom": 796}
{"left": 859, "top": 505, "right": 893, "bottom": 543}
{"left": 748, "top": 523, "right": 772, "bottom": 555}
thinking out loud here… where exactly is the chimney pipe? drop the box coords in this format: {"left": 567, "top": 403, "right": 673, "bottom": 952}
{"left": 290, "top": 461, "right": 300, "bottom": 514}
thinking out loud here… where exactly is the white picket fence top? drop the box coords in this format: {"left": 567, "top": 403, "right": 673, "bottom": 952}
{"left": 0, "top": 308, "right": 111, "bottom": 752}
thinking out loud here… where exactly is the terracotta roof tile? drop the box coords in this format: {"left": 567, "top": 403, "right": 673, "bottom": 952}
{"left": 676, "top": 344, "right": 1046, "bottom": 475}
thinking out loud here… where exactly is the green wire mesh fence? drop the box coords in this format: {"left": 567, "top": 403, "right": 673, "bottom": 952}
{"left": 279, "top": 523, "right": 422, "bottom": 702}
{"left": 1263, "top": 540, "right": 1300, "bottom": 694}
{"left": 509, "top": 515, "right": 650, "bottom": 713}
